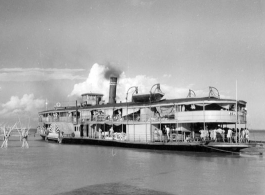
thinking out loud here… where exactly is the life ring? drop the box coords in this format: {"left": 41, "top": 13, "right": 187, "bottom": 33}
{"left": 56, "top": 102, "right": 61, "bottom": 107}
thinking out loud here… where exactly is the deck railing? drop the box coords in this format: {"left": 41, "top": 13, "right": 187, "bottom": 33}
{"left": 39, "top": 110, "right": 246, "bottom": 124}
{"left": 39, "top": 116, "right": 81, "bottom": 124}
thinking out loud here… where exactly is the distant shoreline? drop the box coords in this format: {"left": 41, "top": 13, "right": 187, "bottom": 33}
{"left": 250, "top": 129, "right": 265, "bottom": 132}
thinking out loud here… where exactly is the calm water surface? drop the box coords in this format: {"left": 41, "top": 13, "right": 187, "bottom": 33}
{"left": 250, "top": 130, "right": 265, "bottom": 142}
{"left": 0, "top": 136, "right": 265, "bottom": 195}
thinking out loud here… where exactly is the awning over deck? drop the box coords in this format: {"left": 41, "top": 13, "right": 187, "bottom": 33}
{"left": 175, "top": 123, "right": 191, "bottom": 132}
{"left": 51, "top": 122, "right": 74, "bottom": 134}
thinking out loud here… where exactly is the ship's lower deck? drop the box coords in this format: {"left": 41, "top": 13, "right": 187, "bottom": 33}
{"left": 40, "top": 134, "right": 256, "bottom": 154}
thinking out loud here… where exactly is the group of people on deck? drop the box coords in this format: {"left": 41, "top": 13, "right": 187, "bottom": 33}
{"left": 154, "top": 126, "right": 190, "bottom": 143}
{"left": 97, "top": 127, "right": 125, "bottom": 140}
{"left": 199, "top": 127, "right": 250, "bottom": 143}
{"left": 152, "top": 125, "right": 250, "bottom": 143}
{"left": 152, "top": 126, "right": 171, "bottom": 142}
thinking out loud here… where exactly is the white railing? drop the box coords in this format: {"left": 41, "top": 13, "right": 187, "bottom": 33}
{"left": 176, "top": 110, "right": 246, "bottom": 123}
{"left": 39, "top": 117, "right": 81, "bottom": 124}
{"left": 40, "top": 110, "right": 246, "bottom": 124}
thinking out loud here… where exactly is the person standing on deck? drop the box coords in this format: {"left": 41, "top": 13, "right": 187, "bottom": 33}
{"left": 162, "top": 127, "right": 167, "bottom": 142}
{"left": 185, "top": 135, "right": 191, "bottom": 142}
{"left": 213, "top": 128, "right": 217, "bottom": 142}
{"left": 209, "top": 130, "right": 214, "bottom": 140}
{"left": 199, "top": 129, "right": 205, "bottom": 141}
{"left": 165, "top": 126, "right": 170, "bottom": 141}
{"left": 245, "top": 128, "right": 250, "bottom": 143}
{"left": 221, "top": 128, "right": 225, "bottom": 142}
{"left": 217, "top": 127, "right": 225, "bottom": 142}
{"left": 158, "top": 129, "right": 163, "bottom": 142}
{"left": 227, "top": 128, "right": 233, "bottom": 143}
{"left": 45, "top": 128, "right": 49, "bottom": 141}
{"left": 240, "top": 128, "right": 246, "bottom": 143}
{"left": 109, "top": 127, "right": 114, "bottom": 139}
{"left": 231, "top": 128, "right": 236, "bottom": 142}
{"left": 98, "top": 128, "right": 102, "bottom": 139}
{"left": 205, "top": 129, "right": 210, "bottom": 140}
{"left": 236, "top": 128, "right": 240, "bottom": 142}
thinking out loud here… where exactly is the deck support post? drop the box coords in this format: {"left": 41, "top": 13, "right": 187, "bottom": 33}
{"left": 203, "top": 101, "right": 206, "bottom": 131}
{"left": 133, "top": 107, "right": 135, "bottom": 142}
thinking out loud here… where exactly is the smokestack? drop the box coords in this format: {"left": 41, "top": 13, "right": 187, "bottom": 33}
{"left": 109, "top": 77, "right": 117, "bottom": 104}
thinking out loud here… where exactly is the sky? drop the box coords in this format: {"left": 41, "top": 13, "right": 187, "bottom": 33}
{"left": 0, "top": 0, "right": 264, "bottom": 129}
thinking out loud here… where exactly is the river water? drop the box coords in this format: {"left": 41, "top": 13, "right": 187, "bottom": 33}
{"left": 1, "top": 135, "right": 265, "bottom": 195}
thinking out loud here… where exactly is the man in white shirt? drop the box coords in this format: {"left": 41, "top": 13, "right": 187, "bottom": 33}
{"left": 245, "top": 128, "right": 250, "bottom": 143}
{"left": 165, "top": 126, "right": 170, "bottom": 141}
{"left": 109, "top": 127, "right": 114, "bottom": 139}
{"left": 227, "top": 128, "right": 233, "bottom": 143}
{"left": 216, "top": 127, "right": 225, "bottom": 142}
{"left": 199, "top": 129, "right": 205, "bottom": 141}
{"left": 213, "top": 129, "right": 217, "bottom": 142}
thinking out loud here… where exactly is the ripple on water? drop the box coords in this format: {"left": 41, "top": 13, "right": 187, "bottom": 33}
{"left": 55, "top": 183, "right": 174, "bottom": 195}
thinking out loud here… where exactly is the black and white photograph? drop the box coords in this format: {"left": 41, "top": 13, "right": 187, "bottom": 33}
{"left": 0, "top": 0, "right": 264, "bottom": 194}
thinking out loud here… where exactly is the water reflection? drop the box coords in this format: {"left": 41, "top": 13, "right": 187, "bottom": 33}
{"left": 0, "top": 137, "right": 264, "bottom": 195}
{"left": 56, "top": 183, "right": 174, "bottom": 195}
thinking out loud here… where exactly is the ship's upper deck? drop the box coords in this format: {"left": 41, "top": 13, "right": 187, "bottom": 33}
{"left": 39, "top": 96, "right": 247, "bottom": 125}
{"left": 39, "top": 96, "right": 246, "bottom": 114}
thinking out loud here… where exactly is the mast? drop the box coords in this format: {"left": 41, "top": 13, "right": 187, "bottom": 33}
{"left": 203, "top": 101, "right": 206, "bottom": 130}
{"left": 76, "top": 100, "right": 78, "bottom": 125}
{"left": 235, "top": 80, "right": 238, "bottom": 143}
{"left": 45, "top": 99, "right": 48, "bottom": 111}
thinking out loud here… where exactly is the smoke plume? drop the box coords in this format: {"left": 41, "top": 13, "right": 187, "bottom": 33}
{"left": 104, "top": 63, "right": 122, "bottom": 79}
{"left": 70, "top": 63, "right": 192, "bottom": 102}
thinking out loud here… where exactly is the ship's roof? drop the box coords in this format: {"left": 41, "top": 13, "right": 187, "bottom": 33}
{"left": 39, "top": 97, "right": 246, "bottom": 114}
{"left": 81, "top": 93, "right": 103, "bottom": 96}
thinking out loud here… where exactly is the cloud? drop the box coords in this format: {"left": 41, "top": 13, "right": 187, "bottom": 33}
{"left": 131, "top": 0, "right": 154, "bottom": 8}
{"left": 70, "top": 63, "right": 197, "bottom": 102}
{"left": 0, "top": 94, "right": 45, "bottom": 118}
{"left": 0, "top": 68, "right": 85, "bottom": 72}
{"left": 70, "top": 64, "right": 232, "bottom": 102}
{"left": 163, "top": 74, "right": 172, "bottom": 78}
{"left": 70, "top": 63, "right": 113, "bottom": 100}
{"left": 0, "top": 68, "right": 86, "bottom": 82}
